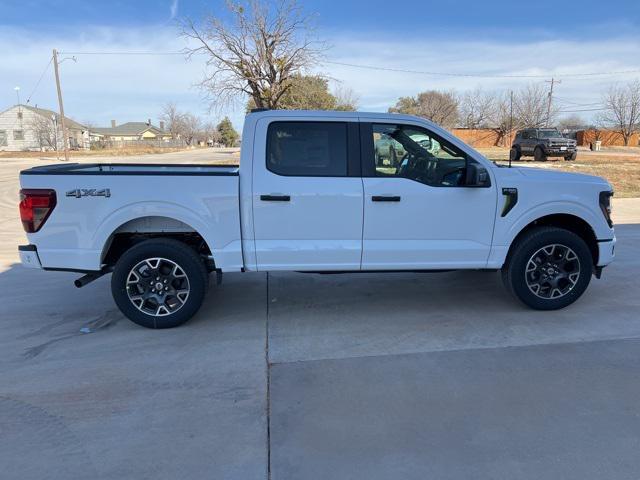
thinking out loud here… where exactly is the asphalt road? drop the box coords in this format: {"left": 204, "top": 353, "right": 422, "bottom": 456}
{"left": 1, "top": 152, "right": 640, "bottom": 479}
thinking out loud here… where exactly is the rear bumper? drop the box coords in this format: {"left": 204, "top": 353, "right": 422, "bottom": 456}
{"left": 597, "top": 236, "right": 616, "bottom": 267}
{"left": 19, "top": 244, "right": 42, "bottom": 269}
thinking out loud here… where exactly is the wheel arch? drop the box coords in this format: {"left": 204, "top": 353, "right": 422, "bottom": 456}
{"left": 98, "top": 213, "right": 215, "bottom": 268}
{"left": 505, "top": 213, "right": 599, "bottom": 266}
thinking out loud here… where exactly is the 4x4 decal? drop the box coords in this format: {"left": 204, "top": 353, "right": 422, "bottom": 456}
{"left": 66, "top": 188, "right": 111, "bottom": 198}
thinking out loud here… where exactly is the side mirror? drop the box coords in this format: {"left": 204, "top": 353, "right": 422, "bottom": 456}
{"left": 465, "top": 163, "right": 491, "bottom": 187}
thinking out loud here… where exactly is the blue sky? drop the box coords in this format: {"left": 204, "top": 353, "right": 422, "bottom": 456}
{"left": 1, "top": 0, "right": 639, "bottom": 129}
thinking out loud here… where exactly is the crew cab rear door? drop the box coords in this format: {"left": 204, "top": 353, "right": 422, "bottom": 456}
{"left": 359, "top": 121, "right": 497, "bottom": 269}
{"left": 251, "top": 117, "right": 363, "bottom": 271}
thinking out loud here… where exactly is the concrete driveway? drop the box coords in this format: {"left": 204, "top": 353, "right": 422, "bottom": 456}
{"left": 1, "top": 154, "right": 640, "bottom": 479}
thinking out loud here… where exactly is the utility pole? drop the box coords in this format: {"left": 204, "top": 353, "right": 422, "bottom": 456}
{"left": 52, "top": 49, "right": 69, "bottom": 161}
{"left": 545, "top": 77, "right": 561, "bottom": 127}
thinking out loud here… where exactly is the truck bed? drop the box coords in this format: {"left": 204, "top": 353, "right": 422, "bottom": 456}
{"left": 21, "top": 163, "right": 239, "bottom": 176}
{"left": 20, "top": 162, "right": 243, "bottom": 272}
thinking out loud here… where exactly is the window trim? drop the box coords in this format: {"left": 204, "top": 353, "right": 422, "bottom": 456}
{"left": 0, "top": 130, "right": 7, "bottom": 147}
{"left": 265, "top": 120, "right": 360, "bottom": 178}
{"left": 13, "top": 130, "right": 25, "bottom": 141}
{"left": 360, "top": 122, "right": 483, "bottom": 188}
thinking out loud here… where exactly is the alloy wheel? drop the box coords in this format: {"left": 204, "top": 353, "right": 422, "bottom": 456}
{"left": 126, "top": 257, "right": 190, "bottom": 316}
{"left": 525, "top": 244, "right": 581, "bottom": 299}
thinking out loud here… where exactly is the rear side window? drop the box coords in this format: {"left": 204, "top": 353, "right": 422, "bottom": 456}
{"left": 267, "top": 122, "right": 348, "bottom": 176}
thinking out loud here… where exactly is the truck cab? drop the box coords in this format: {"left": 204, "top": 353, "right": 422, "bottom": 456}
{"left": 19, "top": 110, "right": 615, "bottom": 328}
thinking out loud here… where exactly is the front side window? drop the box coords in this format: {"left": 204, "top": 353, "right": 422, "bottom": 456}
{"left": 267, "top": 121, "right": 348, "bottom": 176}
{"left": 372, "top": 124, "right": 467, "bottom": 187}
{"left": 14, "top": 130, "right": 24, "bottom": 141}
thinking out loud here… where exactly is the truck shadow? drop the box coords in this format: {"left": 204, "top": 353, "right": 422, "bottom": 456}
{"left": 1, "top": 223, "right": 637, "bottom": 361}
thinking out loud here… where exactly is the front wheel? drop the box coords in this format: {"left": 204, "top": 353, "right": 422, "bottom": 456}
{"left": 565, "top": 152, "right": 577, "bottom": 161}
{"left": 111, "top": 239, "right": 209, "bottom": 328}
{"left": 502, "top": 227, "right": 593, "bottom": 310}
{"left": 509, "top": 147, "right": 521, "bottom": 162}
{"left": 534, "top": 147, "right": 547, "bottom": 162}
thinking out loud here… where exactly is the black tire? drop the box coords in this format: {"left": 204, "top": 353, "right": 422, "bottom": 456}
{"left": 509, "top": 147, "right": 521, "bottom": 162}
{"left": 501, "top": 227, "right": 593, "bottom": 310}
{"left": 565, "top": 152, "right": 577, "bottom": 161}
{"left": 534, "top": 147, "right": 547, "bottom": 162}
{"left": 111, "top": 239, "right": 208, "bottom": 328}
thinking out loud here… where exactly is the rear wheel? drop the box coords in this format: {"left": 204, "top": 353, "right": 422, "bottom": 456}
{"left": 534, "top": 147, "right": 547, "bottom": 162}
{"left": 502, "top": 227, "right": 593, "bottom": 310}
{"left": 111, "top": 239, "right": 208, "bottom": 328}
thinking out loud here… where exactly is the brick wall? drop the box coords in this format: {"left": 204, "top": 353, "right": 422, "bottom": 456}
{"left": 576, "top": 130, "right": 640, "bottom": 147}
{"left": 451, "top": 129, "right": 512, "bottom": 148}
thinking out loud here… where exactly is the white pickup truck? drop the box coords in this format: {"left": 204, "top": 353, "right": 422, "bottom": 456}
{"left": 19, "top": 110, "right": 616, "bottom": 328}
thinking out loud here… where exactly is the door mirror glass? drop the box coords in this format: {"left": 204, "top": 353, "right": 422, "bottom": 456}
{"left": 465, "top": 163, "right": 491, "bottom": 187}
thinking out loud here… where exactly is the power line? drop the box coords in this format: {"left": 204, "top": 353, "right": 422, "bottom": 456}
{"left": 59, "top": 51, "right": 640, "bottom": 79}
{"left": 555, "top": 97, "right": 603, "bottom": 107}
{"left": 324, "top": 60, "right": 640, "bottom": 79}
{"left": 60, "top": 51, "right": 183, "bottom": 56}
{"left": 25, "top": 56, "right": 53, "bottom": 105}
{"left": 558, "top": 108, "right": 608, "bottom": 113}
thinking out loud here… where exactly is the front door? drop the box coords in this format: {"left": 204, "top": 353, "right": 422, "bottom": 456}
{"left": 252, "top": 119, "right": 363, "bottom": 271}
{"left": 360, "top": 122, "right": 497, "bottom": 269}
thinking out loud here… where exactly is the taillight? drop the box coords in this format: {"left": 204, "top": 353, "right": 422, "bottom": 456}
{"left": 19, "top": 189, "right": 57, "bottom": 233}
{"left": 599, "top": 191, "right": 613, "bottom": 228}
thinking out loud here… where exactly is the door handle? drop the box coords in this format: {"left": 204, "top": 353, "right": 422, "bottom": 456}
{"left": 260, "top": 194, "right": 290, "bottom": 202}
{"left": 372, "top": 195, "right": 401, "bottom": 202}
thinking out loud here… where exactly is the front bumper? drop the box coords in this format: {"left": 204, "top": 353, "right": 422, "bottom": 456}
{"left": 19, "top": 244, "right": 42, "bottom": 269}
{"left": 544, "top": 146, "right": 576, "bottom": 155}
{"left": 597, "top": 236, "right": 616, "bottom": 267}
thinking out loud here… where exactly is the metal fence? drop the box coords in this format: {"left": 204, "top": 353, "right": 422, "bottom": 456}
{"left": 90, "top": 139, "right": 187, "bottom": 150}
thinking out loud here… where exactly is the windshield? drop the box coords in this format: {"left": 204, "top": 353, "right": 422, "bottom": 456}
{"left": 538, "top": 129, "right": 563, "bottom": 139}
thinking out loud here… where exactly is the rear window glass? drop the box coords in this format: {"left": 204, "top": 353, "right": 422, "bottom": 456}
{"left": 266, "top": 122, "right": 348, "bottom": 176}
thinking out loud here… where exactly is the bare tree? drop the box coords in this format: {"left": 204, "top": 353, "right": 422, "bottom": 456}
{"left": 514, "top": 84, "right": 555, "bottom": 128}
{"left": 557, "top": 114, "right": 586, "bottom": 132}
{"left": 601, "top": 80, "right": 640, "bottom": 146}
{"left": 30, "top": 115, "right": 57, "bottom": 150}
{"left": 180, "top": 113, "right": 202, "bottom": 145}
{"left": 389, "top": 90, "right": 459, "bottom": 129}
{"left": 161, "top": 102, "right": 184, "bottom": 139}
{"left": 459, "top": 88, "right": 496, "bottom": 129}
{"left": 202, "top": 121, "right": 222, "bottom": 146}
{"left": 333, "top": 85, "right": 359, "bottom": 111}
{"left": 181, "top": 0, "right": 324, "bottom": 110}
{"left": 488, "top": 92, "right": 518, "bottom": 147}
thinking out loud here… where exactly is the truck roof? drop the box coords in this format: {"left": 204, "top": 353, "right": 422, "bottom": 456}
{"left": 246, "top": 109, "right": 430, "bottom": 125}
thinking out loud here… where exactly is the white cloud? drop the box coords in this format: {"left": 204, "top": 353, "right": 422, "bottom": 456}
{"left": 1, "top": 26, "right": 639, "bottom": 131}
{"left": 321, "top": 34, "right": 640, "bottom": 119}
{"left": 169, "top": 0, "right": 179, "bottom": 20}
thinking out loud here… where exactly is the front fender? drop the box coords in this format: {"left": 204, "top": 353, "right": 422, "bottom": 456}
{"left": 487, "top": 200, "right": 607, "bottom": 269}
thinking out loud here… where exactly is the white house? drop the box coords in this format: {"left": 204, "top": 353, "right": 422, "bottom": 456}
{"left": 0, "top": 104, "right": 89, "bottom": 152}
